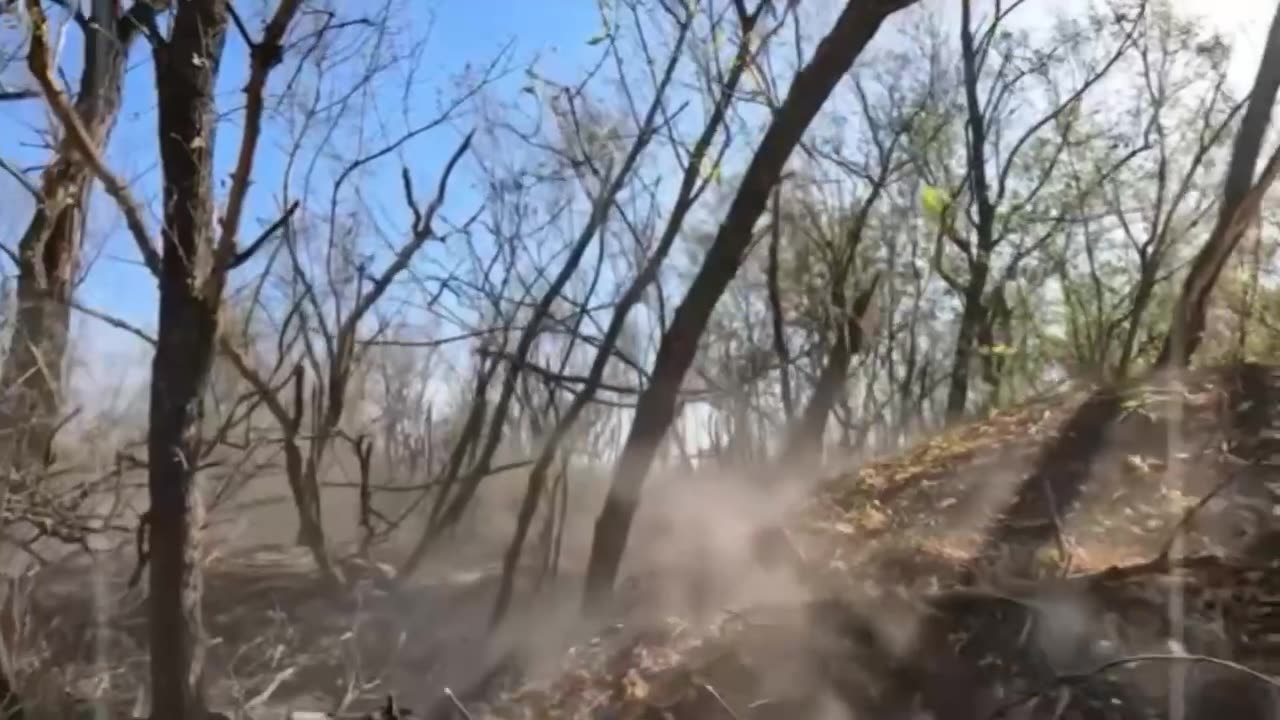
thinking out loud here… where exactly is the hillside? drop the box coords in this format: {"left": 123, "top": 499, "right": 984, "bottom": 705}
{"left": 461, "top": 363, "right": 1280, "bottom": 720}
{"left": 23, "top": 363, "right": 1280, "bottom": 719}
{"left": 11, "top": 0, "right": 1280, "bottom": 717}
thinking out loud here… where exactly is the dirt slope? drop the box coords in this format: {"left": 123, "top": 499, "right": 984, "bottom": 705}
{"left": 20, "top": 363, "right": 1280, "bottom": 719}
{"left": 469, "top": 363, "right": 1280, "bottom": 720}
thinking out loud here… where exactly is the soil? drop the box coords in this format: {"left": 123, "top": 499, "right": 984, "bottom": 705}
{"left": 468, "top": 363, "right": 1280, "bottom": 719}
{"left": 17, "top": 363, "right": 1280, "bottom": 719}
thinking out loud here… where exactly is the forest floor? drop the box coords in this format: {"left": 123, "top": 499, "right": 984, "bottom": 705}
{"left": 467, "top": 363, "right": 1280, "bottom": 720}
{"left": 17, "top": 363, "right": 1280, "bottom": 719}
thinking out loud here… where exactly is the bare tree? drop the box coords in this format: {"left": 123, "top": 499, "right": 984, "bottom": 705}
{"left": 1158, "top": 0, "right": 1280, "bottom": 367}
{"left": 1023, "top": 3, "right": 1242, "bottom": 381}
{"left": 0, "top": 0, "right": 159, "bottom": 469}
{"left": 582, "top": 0, "right": 921, "bottom": 610}
{"left": 933, "top": 0, "right": 1145, "bottom": 419}
{"left": 1102, "top": 8, "right": 1241, "bottom": 376}
{"left": 775, "top": 76, "right": 924, "bottom": 460}
{"left": 487, "top": 0, "right": 788, "bottom": 625}
{"left": 141, "top": 2, "right": 229, "bottom": 714}
{"left": 220, "top": 128, "right": 478, "bottom": 587}
{"left": 202, "top": 3, "right": 506, "bottom": 586}
{"left": 23, "top": 0, "right": 310, "bottom": 714}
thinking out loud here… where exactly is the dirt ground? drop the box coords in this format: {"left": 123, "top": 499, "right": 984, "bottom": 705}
{"left": 12, "top": 364, "right": 1280, "bottom": 719}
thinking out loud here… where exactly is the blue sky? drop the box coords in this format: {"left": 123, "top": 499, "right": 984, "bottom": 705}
{"left": 0, "top": 0, "right": 1271, "bottom": 411}
{"left": 0, "top": 0, "right": 601, "bottom": 393}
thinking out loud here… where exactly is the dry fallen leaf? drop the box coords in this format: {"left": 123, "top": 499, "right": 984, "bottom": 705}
{"left": 861, "top": 507, "right": 889, "bottom": 531}
{"left": 622, "top": 668, "right": 650, "bottom": 701}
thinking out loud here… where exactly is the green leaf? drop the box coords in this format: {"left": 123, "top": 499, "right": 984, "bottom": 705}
{"left": 586, "top": 31, "right": 610, "bottom": 46}
{"left": 698, "top": 159, "right": 722, "bottom": 186}
{"left": 920, "top": 185, "right": 950, "bottom": 220}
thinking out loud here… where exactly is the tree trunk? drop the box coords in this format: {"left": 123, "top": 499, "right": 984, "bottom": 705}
{"left": 946, "top": 0, "right": 997, "bottom": 421}
{"left": 1158, "top": 1, "right": 1280, "bottom": 368}
{"left": 284, "top": 436, "right": 338, "bottom": 582}
{"left": 147, "top": 1, "right": 229, "bottom": 717}
{"left": 581, "top": 0, "right": 919, "bottom": 611}
{"left": 487, "top": 1, "right": 768, "bottom": 623}
{"left": 287, "top": 367, "right": 340, "bottom": 586}
{"left": 1115, "top": 262, "right": 1157, "bottom": 377}
{"left": 781, "top": 275, "right": 879, "bottom": 463}
{"left": 767, "top": 185, "right": 794, "bottom": 423}
{"left": 0, "top": 0, "right": 147, "bottom": 469}
{"left": 404, "top": 23, "right": 692, "bottom": 587}
{"left": 945, "top": 278, "right": 987, "bottom": 419}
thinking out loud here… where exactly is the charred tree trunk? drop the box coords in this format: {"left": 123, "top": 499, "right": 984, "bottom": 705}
{"left": 1158, "top": 2, "right": 1280, "bottom": 368}
{"left": 946, "top": 281, "right": 988, "bottom": 420}
{"left": 581, "top": 0, "right": 920, "bottom": 611}
{"left": 945, "top": 0, "right": 997, "bottom": 421}
{"left": 0, "top": 0, "right": 152, "bottom": 469}
{"left": 767, "top": 185, "right": 794, "bottom": 423}
{"left": 147, "top": 1, "right": 229, "bottom": 717}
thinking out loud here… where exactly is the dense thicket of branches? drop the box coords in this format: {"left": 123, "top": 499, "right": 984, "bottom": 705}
{"left": 3, "top": 0, "right": 1280, "bottom": 716}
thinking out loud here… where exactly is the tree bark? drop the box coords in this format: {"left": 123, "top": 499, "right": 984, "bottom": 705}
{"left": 945, "top": 0, "right": 997, "bottom": 421}
{"left": 581, "top": 0, "right": 920, "bottom": 611}
{"left": 767, "top": 185, "right": 794, "bottom": 423}
{"left": 147, "top": 1, "right": 230, "bottom": 717}
{"left": 1157, "top": 1, "right": 1280, "bottom": 368}
{"left": 781, "top": 274, "right": 879, "bottom": 464}
{"left": 0, "top": 0, "right": 151, "bottom": 469}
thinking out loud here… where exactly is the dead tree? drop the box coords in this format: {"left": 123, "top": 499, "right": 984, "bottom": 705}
{"left": 396, "top": 3, "right": 699, "bottom": 582}
{"left": 25, "top": 0, "right": 305, "bottom": 714}
{"left": 581, "top": 0, "right": 922, "bottom": 611}
{"left": 486, "top": 0, "right": 787, "bottom": 625}
{"left": 209, "top": 4, "right": 498, "bottom": 588}
{"left": 221, "top": 128, "right": 476, "bottom": 588}
{"left": 144, "top": 3, "right": 229, "bottom": 716}
{"left": 1157, "top": 0, "right": 1280, "bottom": 368}
{"left": 0, "top": 0, "right": 158, "bottom": 469}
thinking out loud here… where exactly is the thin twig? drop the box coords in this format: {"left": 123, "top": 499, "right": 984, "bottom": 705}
{"left": 226, "top": 200, "right": 301, "bottom": 270}
{"left": 0, "top": 157, "right": 39, "bottom": 199}
{"left": 442, "top": 689, "right": 473, "bottom": 720}
{"left": 702, "top": 683, "right": 743, "bottom": 720}
{"left": 1155, "top": 462, "right": 1251, "bottom": 561}
{"left": 0, "top": 89, "right": 38, "bottom": 102}
{"left": 67, "top": 299, "right": 157, "bottom": 346}
{"left": 988, "top": 652, "right": 1280, "bottom": 719}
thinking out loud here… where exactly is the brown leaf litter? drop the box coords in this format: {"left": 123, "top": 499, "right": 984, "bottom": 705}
{"left": 472, "top": 364, "right": 1280, "bottom": 719}
{"left": 21, "top": 364, "right": 1280, "bottom": 719}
